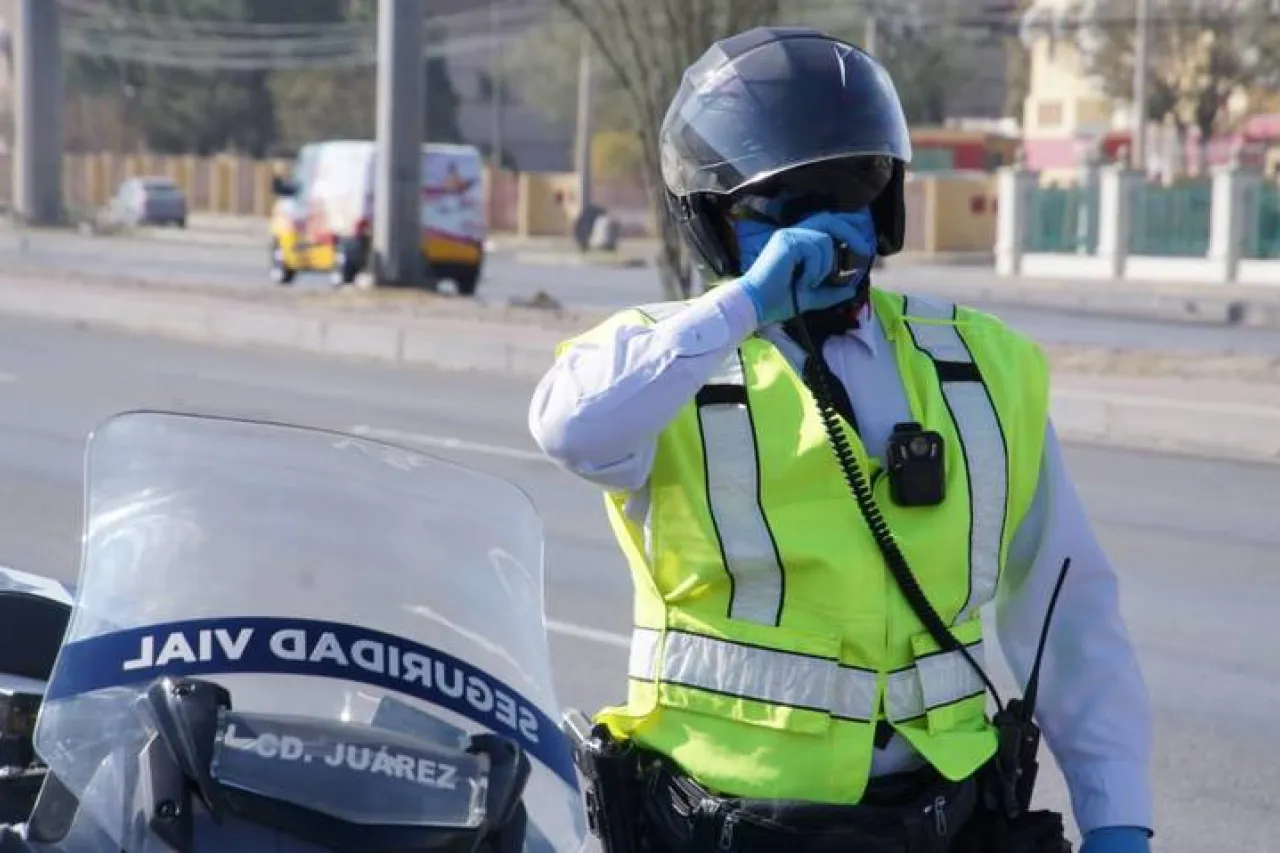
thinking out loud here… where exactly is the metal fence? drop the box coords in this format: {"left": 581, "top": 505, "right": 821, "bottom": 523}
{"left": 1250, "top": 183, "right": 1280, "bottom": 260}
{"left": 1026, "top": 185, "right": 1099, "bottom": 254}
{"left": 1129, "top": 181, "right": 1213, "bottom": 257}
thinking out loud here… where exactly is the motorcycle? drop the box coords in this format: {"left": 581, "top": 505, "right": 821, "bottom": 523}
{"left": 0, "top": 564, "right": 72, "bottom": 825}
{"left": 0, "top": 410, "right": 589, "bottom": 852}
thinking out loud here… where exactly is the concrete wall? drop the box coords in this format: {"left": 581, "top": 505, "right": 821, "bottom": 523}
{"left": 0, "top": 150, "right": 1004, "bottom": 253}
{"left": 925, "top": 173, "right": 1000, "bottom": 253}
{"left": 0, "top": 150, "right": 590, "bottom": 236}
{"left": 0, "top": 151, "right": 290, "bottom": 217}
{"left": 901, "top": 172, "right": 1000, "bottom": 256}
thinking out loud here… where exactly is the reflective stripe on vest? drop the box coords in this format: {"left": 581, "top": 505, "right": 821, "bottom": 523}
{"left": 691, "top": 297, "right": 1008, "bottom": 630}
{"left": 696, "top": 351, "right": 787, "bottom": 626}
{"left": 900, "top": 296, "right": 1010, "bottom": 623}
{"left": 653, "top": 295, "right": 1004, "bottom": 718}
{"left": 629, "top": 627, "right": 987, "bottom": 723}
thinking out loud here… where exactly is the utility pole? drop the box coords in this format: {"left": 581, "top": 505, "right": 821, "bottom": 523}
{"left": 864, "top": 6, "right": 878, "bottom": 55}
{"left": 488, "top": 0, "right": 504, "bottom": 170}
{"left": 573, "top": 30, "right": 594, "bottom": 215}
{"left": 12, "top": 0, "right": 63, "bottom": 225}
{"left": 373, "top": 0, "right": 424, "bottom": 287}
{"left": 1131, "top": 0, "right": 1150, "bottom": 173}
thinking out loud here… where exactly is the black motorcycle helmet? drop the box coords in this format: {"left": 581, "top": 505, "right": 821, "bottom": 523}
{"left": 659, "top": 26, "right": 913, "bottom": 281}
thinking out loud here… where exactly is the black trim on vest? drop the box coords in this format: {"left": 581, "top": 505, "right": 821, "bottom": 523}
{"left": 696, "top": 384, "right": 750, "bottom": 407}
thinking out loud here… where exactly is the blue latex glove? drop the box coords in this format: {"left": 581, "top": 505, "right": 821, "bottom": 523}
{"left": 1080, "top": 827, "right": 1151, "bottom": 853}
{"left": 733, "top": 209, "right": 877, "bottom": 327}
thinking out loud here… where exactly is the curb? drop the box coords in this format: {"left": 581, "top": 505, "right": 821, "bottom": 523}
{"left": 122, "top": 226, "right": 263, "bottom": 248}
{"left": 914, "top": 281, "right": 1280, "bottom": 331}
{"left": 6, "top": 223, "right": 1279, "bottom": 330}
{"left": 509, "top": 250, "right": 650, "bottom": 269}
{"left": 1, "top": 222, "right": 263, "bottom": 250}
{"left": 1050, "top": 389, "right": 1280, "bottom": 463}
{"left": 0, "top": 279, "right": 559, "bottom": 379}
{"left": 2, "top": 278, "right": 1277, "bottom": 464}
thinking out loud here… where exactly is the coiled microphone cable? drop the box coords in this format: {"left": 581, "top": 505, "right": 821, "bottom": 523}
{"left": 787, "top": 246, "right": 1004, "bottom": 708}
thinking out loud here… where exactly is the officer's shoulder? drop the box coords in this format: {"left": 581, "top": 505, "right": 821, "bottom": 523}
{"left": 902, "top": 292, "right": 1031, "bottom": 344}
{"left": 557, "top": 299, "right": 692, "bottom": 355}
{"left": 579, "top": 300, "right": 693, "bottom": 329}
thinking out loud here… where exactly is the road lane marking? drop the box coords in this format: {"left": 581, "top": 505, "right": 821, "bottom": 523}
{"left": 547, "top": 619, "right": 629, "bottom": 650}
{"left": 350, "top": 425, "right": 549, "bottom": 463}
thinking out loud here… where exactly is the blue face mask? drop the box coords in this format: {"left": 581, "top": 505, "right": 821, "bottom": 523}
{"left": 733, "top": 206, "right": 878, "bottom": 274}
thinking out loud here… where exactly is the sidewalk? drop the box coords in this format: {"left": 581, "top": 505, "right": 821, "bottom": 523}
{"left": 0, "top": 211, "right": 268, "bottom": 247}
{"left": 1, "top": 272, "right": 1276, "bottom": 465}
{"left": 128, "top": 212, "right": 267, "bottom": 247}
{"left": 496, "top": 234, "right": 1280, "bottom": 328}
{"left": 878, "top": 264, "right": 1280, "bottom": 329}
{"left": 1050, "top": 374, "right": 1280, "bottom": 462}
{"left": 486, "top": 237, "right": 993, "bottom": 271}
{"left": 33, "top": 215, "right": 1280, "bottom": 330}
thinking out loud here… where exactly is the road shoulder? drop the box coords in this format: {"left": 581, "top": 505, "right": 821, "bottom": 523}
{"left": 4, "top": 272, "right": 1277, "bottom": 464}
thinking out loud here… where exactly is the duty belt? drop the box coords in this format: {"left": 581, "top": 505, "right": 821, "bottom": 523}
{"left": 641, "top": 762, "right": 979, "bottom": 853}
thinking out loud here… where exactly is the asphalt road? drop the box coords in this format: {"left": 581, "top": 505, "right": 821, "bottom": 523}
{"left": 5, "top": 228, "right": 1280, "bottom": 356}
{"left": 0, "top": 313, "right": 1277, "bottom": 851}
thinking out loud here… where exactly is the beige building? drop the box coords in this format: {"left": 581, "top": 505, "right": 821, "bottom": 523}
{"left": 1019, "top": 0, "right": 1137, "bottom": 176}
{"left": 1020, "top": 0, "right": 1280, "bottom": 179}
{"left": 1022, "top": 29, "right": 1117, "bottom": 142}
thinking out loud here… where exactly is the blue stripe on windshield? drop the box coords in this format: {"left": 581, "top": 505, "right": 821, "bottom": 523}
{"left": 44, "top": 616, "right": 578, "bottom": 790}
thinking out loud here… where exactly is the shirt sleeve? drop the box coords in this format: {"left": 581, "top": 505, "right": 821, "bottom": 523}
{"left": 995, "top": 422, "right": 1154, "bottom": 836}
{"left": 528, "top": 284, "right": 759, "bottom": 492}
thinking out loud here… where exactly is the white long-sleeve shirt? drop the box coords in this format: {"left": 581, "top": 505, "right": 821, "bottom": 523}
{"left": 528, "top": 283, "right": 1153, "bottom": 836}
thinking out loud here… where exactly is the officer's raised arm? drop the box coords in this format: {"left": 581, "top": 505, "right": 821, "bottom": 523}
{"left": 527, "top": 283, "right": 759, "bottom": 491}
{"left": 528, "top": 210, "right": 869, "bottom": 492}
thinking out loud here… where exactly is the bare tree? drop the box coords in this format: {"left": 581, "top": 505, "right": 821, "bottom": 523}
{"left": 1004, "top": 0, "right": 1036, "bottom": 119}
{"left": 1070, "top": 0, "right": 1280, "bottom": 173}
{"left": 548, "top": 0, "right": 784, "bottom": 299}
{"left": 505, "top": 14, "right": 634, "bottom": 136}
{"left": 815, "top": 0, "right": 1000, "bottom": 125}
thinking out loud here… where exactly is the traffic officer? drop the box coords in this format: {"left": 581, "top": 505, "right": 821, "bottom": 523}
{"left": 530, "top": 26, "right": 1152, "bottom": 853}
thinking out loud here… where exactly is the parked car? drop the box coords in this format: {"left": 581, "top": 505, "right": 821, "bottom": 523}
{"left": 107, "top": 176, "right": 188, "bottom": 228}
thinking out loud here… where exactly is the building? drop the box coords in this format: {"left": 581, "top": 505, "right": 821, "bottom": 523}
{"left": 1020, "top": 0, "right": 1280, "bottom": 180}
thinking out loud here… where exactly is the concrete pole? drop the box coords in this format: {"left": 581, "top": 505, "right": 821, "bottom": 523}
{"left": 1130, "top": 0, "right": 1150, "bottom": 173}
{"left": 12, "top": 0, "right": 63, "bottom": 225}
{"left": 488, "top": 0, "right": 504, "bottom": 169}
{"left": 372, "top": 0, "right": 424, "bottom": 287}
{"left": 573, "top": 30, "right": 594, "bottom": 213}
{"left": 864, "top": 11, "right": 878, "bottom": 56}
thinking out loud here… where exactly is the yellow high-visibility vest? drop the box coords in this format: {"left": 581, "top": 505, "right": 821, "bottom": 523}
{"left": 556, "top": 287, "right": 1050, "bottom": 804}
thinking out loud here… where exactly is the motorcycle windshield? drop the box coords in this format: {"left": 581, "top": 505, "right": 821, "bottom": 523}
{"left": 35, "top": 412, "right": 585, "bottom": 852}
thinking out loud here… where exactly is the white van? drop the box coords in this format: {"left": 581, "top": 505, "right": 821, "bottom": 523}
{"left": 269, "top": 140, "right": 486, "bottom": 294}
